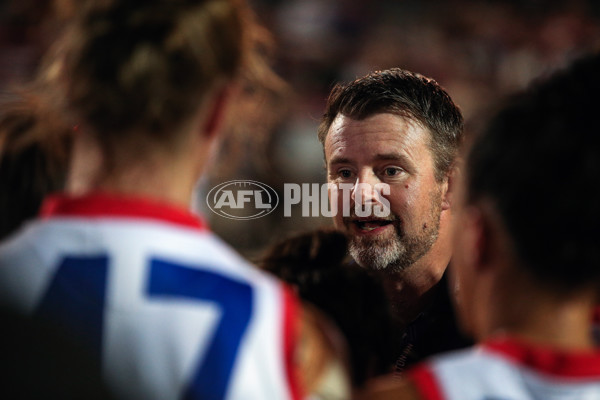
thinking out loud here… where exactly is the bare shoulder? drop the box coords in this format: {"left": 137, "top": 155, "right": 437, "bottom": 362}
{"left": 356, "top": 375, "right": 423, "bottom": 400}
{"left": 295, "top": 304, "right": 424, "bottom": 400}
{"left": 296, "top": 303, "right": 353, "bottom": 398}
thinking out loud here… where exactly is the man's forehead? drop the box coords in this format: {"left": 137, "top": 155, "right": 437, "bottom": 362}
{"left": 329, "top": 112, "right": 426, "bottom": 136}
{"left": 326, "top": 113, "right": 430, "bottom": 150}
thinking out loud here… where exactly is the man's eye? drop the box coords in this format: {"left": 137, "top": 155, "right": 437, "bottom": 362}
{"left": 339, "top": 169, "right": 352, "bottom": 178}
{"left": 384, "top": 167, "right": 402, "bottom": 177}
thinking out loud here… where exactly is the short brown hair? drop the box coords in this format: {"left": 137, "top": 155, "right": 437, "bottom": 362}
{"left": 318, "top": 68, "right": 464, "bottom": 181}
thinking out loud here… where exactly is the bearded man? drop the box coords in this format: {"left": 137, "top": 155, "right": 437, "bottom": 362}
{"left": 318, "top": 68, "right": 470, "bottom": 371}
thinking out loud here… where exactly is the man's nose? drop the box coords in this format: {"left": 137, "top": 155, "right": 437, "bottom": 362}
{"left": 351, "top": 172, "right": 381, "bottom": 205}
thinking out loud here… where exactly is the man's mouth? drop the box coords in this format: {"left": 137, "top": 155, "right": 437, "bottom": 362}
{"left": 353, "top": 219, "right": 394, "bottom": 233}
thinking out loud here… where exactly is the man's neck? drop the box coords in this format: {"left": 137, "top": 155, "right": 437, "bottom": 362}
{"left": 382, "top": 251, "right": 450, "bottom": 327}
{"left": 382, "top": 211, "right": 454, "bottom": 327}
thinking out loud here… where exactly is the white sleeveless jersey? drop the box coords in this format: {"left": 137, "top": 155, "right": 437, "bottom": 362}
{"left": 408, "top": 337, "right": 600, "bottom": 400}
{"left": 0, "top": 193, "right": 301, "bottom": 400}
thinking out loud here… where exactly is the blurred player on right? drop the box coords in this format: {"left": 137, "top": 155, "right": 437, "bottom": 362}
{"left": 361, "top": 52, "right": 600, "bottom": 399}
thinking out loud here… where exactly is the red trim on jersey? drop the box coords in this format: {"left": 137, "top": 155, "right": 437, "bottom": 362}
{"left": 282, "top": 285, "right": 303, "bottom": 400}
{"left": 483, "top": 336, "right": 600, "bottom": 378}
{"left": 40, "top": 192, "right": 207, "bottom": 231}
{"left": 408, "top": 363, "right": 446, "bottom": 400}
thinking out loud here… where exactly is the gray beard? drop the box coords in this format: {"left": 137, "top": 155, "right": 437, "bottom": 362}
{"left": 348, "top": 199, "right": 442, "bottom": 274}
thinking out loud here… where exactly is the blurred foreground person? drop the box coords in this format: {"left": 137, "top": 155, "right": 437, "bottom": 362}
{"left": 0, "top": 306, "right": 114, "bottom": 400}
{"left": 361, "top": 52, "right": 600, "bottom": 400}
{"left": 0, "top": 1, "right": 346, "bottom": 399}
{"left": 261, "top": 229, "right": 399, "bottom": 389}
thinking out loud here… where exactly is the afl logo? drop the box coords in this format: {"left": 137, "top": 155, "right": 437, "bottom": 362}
{"left": 206, "top": 180, "right": 279, "bottom": 220}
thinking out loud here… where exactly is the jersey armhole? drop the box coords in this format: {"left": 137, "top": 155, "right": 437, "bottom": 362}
{"left": 282, "top": 284, "right": 303, "bottom": 400}
{"left": 407, "top": 363, "right": 446, "bottom": 400}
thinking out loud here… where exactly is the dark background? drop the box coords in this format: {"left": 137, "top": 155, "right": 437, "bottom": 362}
{"left": 1, "top": 0, "right": 599, "bottom": 258}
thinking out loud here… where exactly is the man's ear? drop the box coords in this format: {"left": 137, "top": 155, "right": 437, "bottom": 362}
{"left": 464, "top": 205, "right": 494, "bottom": 272}
{"left": 202, "top": 83, "right": 235, "bottom": 140}
{"left": 441, "top": 162, "right": 461, "bottom": 211}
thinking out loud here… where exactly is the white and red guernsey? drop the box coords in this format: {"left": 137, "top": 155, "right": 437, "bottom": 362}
{"left": 409, "top": 337, "right": 600, "bottom": 400}
{"left": 0, "top": 193, "right": 302, "bottom": 400}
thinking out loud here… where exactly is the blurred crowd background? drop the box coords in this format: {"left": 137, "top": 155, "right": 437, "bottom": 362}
{"left": 2, "top": 0, "right": 599, "bottom": 258}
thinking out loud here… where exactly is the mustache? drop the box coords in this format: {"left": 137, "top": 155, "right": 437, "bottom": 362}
{"left": 342, "top": 212, "right": 400, "bottom": 224}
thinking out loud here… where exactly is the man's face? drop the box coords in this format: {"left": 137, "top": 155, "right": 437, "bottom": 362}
{"left": 325, "top": 113, "right": 446, "bottom": 273}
